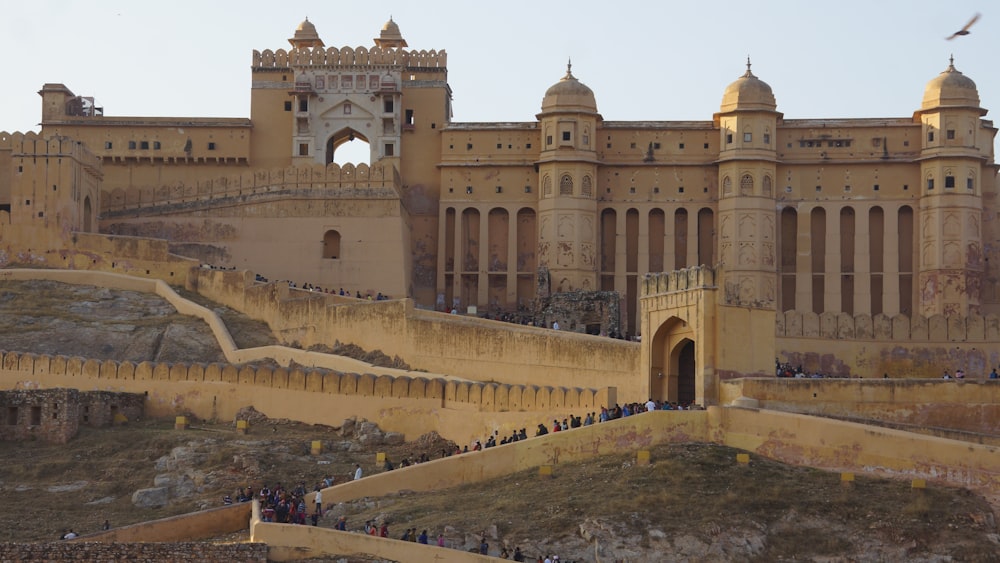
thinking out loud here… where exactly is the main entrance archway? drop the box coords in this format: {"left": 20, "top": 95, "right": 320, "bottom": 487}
{"left": 647, "top": 316, "right": 696, "bottom": 403}
{"left": 326, "top": 129, "right": 370, "bottom": 165}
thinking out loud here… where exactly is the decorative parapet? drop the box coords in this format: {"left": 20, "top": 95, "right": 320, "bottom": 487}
{"left": 100, "top": 162, "right": 401, "bottom": 214}
{"left": 252, "top": 46, "right": 446, "bottom": 70}
{"left": 0, "top": 131, "right": 102, "bottom": 173}
{"left": 777, "top": 310, "right": 1000, "bottom": 342}
{"left": 640, "top": 266, "right": 718, "bottom": 298}
{"left": 0, "top": 350, "right": 610, "bottom": 414}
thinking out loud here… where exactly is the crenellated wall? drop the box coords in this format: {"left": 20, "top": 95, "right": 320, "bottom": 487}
{"left": 100, "top": 162, "right": 400, "bottom": 214}
{"left": 252, "top": 46, "right": 446, "bottom": 69}
{"left": 777, "top": 309, "right": 1000, "bottom": 341}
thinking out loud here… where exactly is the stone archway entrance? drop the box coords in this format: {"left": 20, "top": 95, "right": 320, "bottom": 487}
{"left": 648, "top": 317, "right": 696, "bottom": 403}
{"left": 326, "top": 129, "right": 370, "bottom": 165}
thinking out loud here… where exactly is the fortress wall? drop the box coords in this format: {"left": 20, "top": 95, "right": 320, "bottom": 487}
{"left": 101, "top": 162, "right": 397, "bottom": 213}
{"left": 77, "top": 503, "right": 252, "bottom": 543}
{"left": 190, "top": 268, "right": 643, "bottom": 399}
{"left": 712, "top": 407, "right": 1000, "bottom": 502}
{"left": 0, "top": 350, "right": 615, "bottom": 445}
{"left": 720, "top": 378, "right": 1000, "bottom": 435}
{"left": 776, "top": 329, "right": 1000, "bottom": 379}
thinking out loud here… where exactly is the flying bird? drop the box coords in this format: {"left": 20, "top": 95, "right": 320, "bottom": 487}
{"left": 946, "top": 13, "right": 980, "bottom": 40}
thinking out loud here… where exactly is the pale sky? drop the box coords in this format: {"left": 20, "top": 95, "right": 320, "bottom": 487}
{"left": 2, "top": 1, "right": 996, "bottom": 157}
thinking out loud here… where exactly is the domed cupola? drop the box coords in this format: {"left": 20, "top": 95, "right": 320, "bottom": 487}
{"left": 540, "top": 61, "right": 598, "bottom": 115}
{"left": 720, "top": 59, "right": 777, "bottom": 113}
{"left": 288, "top": 17, "right": 324, "bottom": 49}
{"left": 374, "top": 16, "right": 408, "bottom": 49}
{"left": 921, "top": 56, "right": 980, "bottom": 110}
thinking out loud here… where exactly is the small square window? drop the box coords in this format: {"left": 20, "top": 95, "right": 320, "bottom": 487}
{"left": 153, "top": 141, "right": 161, "bottom": 150}
{"left": 384, "top": 99, "right": 394, "bottom": 113}
{"left": 744, "top": 132, "right": 752, "bottom": 142}
{"left": 104, "top": 141, "right": 113, "bottom": 150}
{"left": 903, "top": 184, "right": 909, "bottom": 191}
{"left": 298, "top": 143, "right": 309, "bottom": 156}
{"left": 903, "top": 140, "right": 909, "bottom": 147}
{"left": 495, "top": 186, "right": 503, "bottom": 193}
{"left": 344, "top": 104, "right": 352, "bottom": 115}
{"left": 385, "top": 143, "right": 394, "bottom": 156}
{"left": 815, "top": 185, "right": 822, "bottom": 192}
{"left": 726, "top": 134, "right": 733, "bottom": 144}
{"left": 606, "top": 143, "right": 611, "bottom": 148}
{"left": 945, "top": 176, "right": 955, "bottom": 188}
{"left": 653, "top": 142, "right": 661, "bottom": 150}
{"left": 630, "top": 142, "right": 637, "bottom": 149}
{"left": 208, "top": 142, "right": 216, "bottom": 150}
{"left": 629, "top": 186, "right": 636, "bottom": 194}
{"left": 299, "top": 99, "right": 308, "bottom": 112}
{"left": 497, "top": 143, "right": 502, "bottom": 149}
{"left": 140, "top": 141, "right": 149, "bottom": 150}
{"left": 466, "top": 143, "right": 473, "bottom": 150}
{"left": 128, "top": 141, "right": 136, "bottom": 150}
{"left": 678, "top": 187, "right": 684, "bottom": 193}
{"left": 872, "top": 138, "right": 882, "bottom": 148}
{"left": 525, "top": 143, "right": 531, "bottom": 149}
{"left": 37, "top": 211, "right": 43, "bottom": 218}
{"left": 967, "top": 178, "right": 974, "bottom": 190}
{"left": 524, "top": 186, "right": 532, "bottom": 193}
{"left": 704, "top": 143, "right": 709, "bottom": 149}
{"left": 928, "top": 132, "right": 934, "bottom": 142}
{"left": 873, "top": 184, "right": 880, "bottom": 191}
{"left": 284, "top": 101, "right": 292, "bottom": 111}
{"left": 679, "top": 143, "right": 685, "bottom": 149}
{"left": 947, "top": 129, "right": 955, "bottom": 140}
{"left": 449, "top": 145, "right": 454, "bottom": 149}
{"left": 927, "top": 179, "right": 935, "bottom": 190}
{"left": 653, "top": 187, "right": 660, "bottom": 194}
{"left": 844, "top": 185, "right": 851, "bottom": 192}
{"left": 562, "top": 131, "right": 571, "bottom": 141}
{"left": 547, "top": 136, "right": 553, "bottom": 145}
{"left": 763, "top": 133, "right": 770, "bottom": 145}
{"left": 844, "top": 140, "right": 851, "bottom": 147}
{"left": 466, "top": 186, "right": 473, "bottom": 194}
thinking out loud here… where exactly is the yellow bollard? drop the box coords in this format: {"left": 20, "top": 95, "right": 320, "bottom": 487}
{"left": 538, "top": 465, "right": 553, "bottom": 478}
{"left": 174, "top": 416, "right": 187, "bottom": 430}
{"left": 311, "top": 440, "right": 323, "bottom": 456}
{"left": 636, "top": 450, "right": 651, "bottom": 466}
{"left": 376, "top": 452, "right": 386, "bottom": 463}
{"left": 911, "top": 478, "right": 927, "bottom": 490}
{"left": 236, "top": 420, "right": 249, "bottom": 435}
{"left": 840, "top": 472, "right": 855, "bottom": 487}
{"left": 736, "top": 453, "right": 750, "bottom": 465}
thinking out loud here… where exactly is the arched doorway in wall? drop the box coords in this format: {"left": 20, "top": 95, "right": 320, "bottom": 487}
{"left": 326, "top": 129, "right": 370, "bottom": 165}
{"left": 82, "top": 196, "right": 92, "bottom": 232}
{"left": 677, "top": 340, "right": 696, "bottom": 405}
{"left": 647, "top": 316, "right": 695, "bottom": 403}
{"left": 322, "top": 230, "right": 341, "bottom": 259}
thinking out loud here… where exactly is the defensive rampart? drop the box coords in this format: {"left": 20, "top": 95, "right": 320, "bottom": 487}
{"left": 99, "top": 162, "right": 401, "bottom": 215}
{"left": 191, "top": 268, "right": 643, "bottom": 398}
{"left": 720, "top": 377, "right": 1000, "bottom": 436}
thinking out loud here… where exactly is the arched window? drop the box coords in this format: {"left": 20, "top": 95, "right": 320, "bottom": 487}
{"left": 740, "top": 174, "right": 754, "bottom": 195}
{"left": 323, "top": 230, "right": 341, "bottom": 259}
{"left": 722, "top": 176, "right": 732, "bottom": 195}
{"left": 542, "top": 175, "right": 552, "bottom": 197}
{"left": 582, "top": 175, "right": 593, "bottom": 197}
{"left": 762, "top": 175, "right": 772, "bottom": 196}
{"left": 560, "top": 174, "right": 573, "bottom": 195}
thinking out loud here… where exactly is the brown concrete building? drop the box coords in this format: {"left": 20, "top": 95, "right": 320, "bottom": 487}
{"left": 0, "top": 388, "right": 143, "bottom": 444}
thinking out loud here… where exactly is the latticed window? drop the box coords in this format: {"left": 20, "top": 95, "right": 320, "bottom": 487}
{"left": 543, "top": 176, "right": 552, "bottom": 196}
{"left": 762, "top": 176, "right": 772, "bottom": 196}
{"left": 723, "top": 176, "right": 732, "bottom": 195}
{"left": 560, "top": 175, "right": 573, "bottom": 195}
{"left": 582, "top": 176, "right": 593, "bottom": 197}
{"left": 740, "top": 174, "right": 754, "bottom": 195}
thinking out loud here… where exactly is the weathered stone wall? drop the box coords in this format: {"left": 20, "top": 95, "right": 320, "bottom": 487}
{"left": 0, "top": 388, "right": 142, "bottom": 443}
{"left": 0, "top": 541, "right": 266, "bottom": 562}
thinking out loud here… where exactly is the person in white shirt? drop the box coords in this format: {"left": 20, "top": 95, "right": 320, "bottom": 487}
{"left": 353, "top": 464, "right": 363, "bottom": 480}
{"left": 645, "top": 398, "right": 656, "bottom": 412}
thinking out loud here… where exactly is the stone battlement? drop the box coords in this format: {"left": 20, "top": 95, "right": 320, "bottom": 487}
{"left": 252, "top": 46, "right": 446, "bottom": 70}
{"left": 0, "top": 131, "right": 101, "bottom": 171}
{"left": 0, "top": 350, "right": 612, "bottom": 415}
{"left": 99, "top": 162, "right": 400, "bottom": 214}
{"left": 778, "top": 309, "right": 1000, "bottom": 342}
{"left": 640, "top": 266, "right": 718, "bottom": 297}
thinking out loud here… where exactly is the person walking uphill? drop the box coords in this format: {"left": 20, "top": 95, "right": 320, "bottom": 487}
{"left": 353, "top": 463, "right": 363, "bottom": 480}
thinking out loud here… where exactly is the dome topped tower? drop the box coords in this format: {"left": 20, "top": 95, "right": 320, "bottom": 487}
{"left": 720, "top": 59, "right": 776, "bottom": 113}
{"left": 921, "top": 56, "right": 980, "bottom": 110}
{"left": 288, "top": 17, "right": 324, "bottom": 49}
{"left": 540, "top": 61, "right": 598, "bottom": 114}
{"left": 374, "top": 16, "right": 408, "bottom": 49}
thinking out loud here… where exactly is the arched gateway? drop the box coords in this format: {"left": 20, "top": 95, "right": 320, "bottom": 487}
{"left": 639, "top": 265, "right": 777, "bottom": 407}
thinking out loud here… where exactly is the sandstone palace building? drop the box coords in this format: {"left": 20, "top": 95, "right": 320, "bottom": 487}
{"left": 2, "top": 17, "right": 999, "bottom": 404}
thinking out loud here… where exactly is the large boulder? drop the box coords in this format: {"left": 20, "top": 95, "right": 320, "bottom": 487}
{"left": 132, "top": 487, "right": 169, "bottom": 509}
